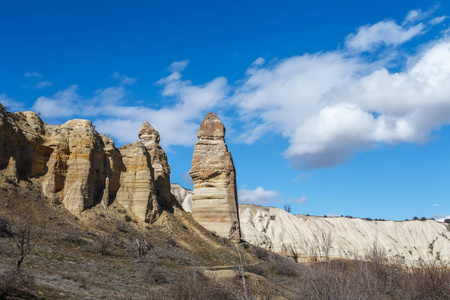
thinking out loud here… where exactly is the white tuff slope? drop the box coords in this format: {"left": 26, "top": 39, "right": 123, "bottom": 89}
{"left": 240, "top": 204, "right": 450, "bottom": 264}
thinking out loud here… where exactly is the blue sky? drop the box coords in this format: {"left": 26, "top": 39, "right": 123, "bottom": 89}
{"left": 1, "top": 0, "right": 450, "bottom": 221}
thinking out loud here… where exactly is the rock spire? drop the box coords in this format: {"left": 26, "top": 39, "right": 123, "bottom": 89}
{"left": 190, "top": 112, "right": 241, "bottom": 241}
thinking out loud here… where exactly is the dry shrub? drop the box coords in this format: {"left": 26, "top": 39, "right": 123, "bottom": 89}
{"left": 152, "top": 246, "right": 196, "bottom": 265}
{"left": 0, "top": 268, "right": 35, "bottom": 299}
{"left": 62, "top": 231, "right": 88, "bottom": 246}
{"left": 411, "top": 259, "right": 450, "bottom": 299}
{"left": 0, "top": 215, "right": 13, "bottom": 238}
{"left": 143, "top": 261, "right": 171, "bottom": 285}
{"left": 93, "top": 231, "right": 118, "bottom": 255}
{"left": 267, "top": 253, "right": 300, "bottom": 277}
{"left": 252, "top": 246, "right": 269, "bottom": 261}
{"left": 169, "top": 269, "right": 238, "bottom": 300}
{"left": 244, "top": 264, "right": 267, "bottom": 277}
{"left": 128, "top": 238, "right": 154, "bottom": 263}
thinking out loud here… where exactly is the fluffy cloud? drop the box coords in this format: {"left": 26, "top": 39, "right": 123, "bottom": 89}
{"left": 31, "top": 62, "right": 228, "bottom": 148}
{"left": 238, "top": 186, "right": 306, "bottom": 205}
{"left": 233, "top": 10, "right": 450, "bottom": 169}
{"left": 32, "top": 85, "right": 79, "bottom": 118}
{"left": 345, "top": 20, "right": 425, "bottom": 52}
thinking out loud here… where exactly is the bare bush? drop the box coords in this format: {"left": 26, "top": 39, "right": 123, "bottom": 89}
{"left": 244, "top": 264, "right": 267, "bottom": 277}
{"left": 143, "top": 261, "right": 170, "bottom": 285}
{"left": 11, "top": 218, "right": 35, "bottom": 270}
{"left": 0, "top": 215, "right": 13, "bottom": 238}
{"left": 152, "top": 246, "right": 196, "bottom": 265}
{"left": 411, "top": 259, "right": 450, "bottom": 299}
{"left": 63, "top": 231, "right": 88, "bottom": 246}
{"left": 93, "top": 231, "right": 118, "bottom": 255}
{"left": 267, "top": 253, "right": 300, "bottom": 277}
{"left": 128, "top": 238, "right": 154, "bottom": 263}
{"left": 252, "top": 246, "right": 269, "bottom": 261}
{"left": 168, "top": 269, "right": 239, "bottom": 300}
{"left": 0, "top": 268, "right": 35, "bottom": 299}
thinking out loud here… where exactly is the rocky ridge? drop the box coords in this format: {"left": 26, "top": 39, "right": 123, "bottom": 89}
{"left": 0, "top": 103, "right": 173, "bottom": 223}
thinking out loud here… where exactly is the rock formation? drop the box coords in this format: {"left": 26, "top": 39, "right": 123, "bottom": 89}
{"left": 0, "top": 103, "right": 174, "bottom": 223}
{"left": 138, "top": 122, "right": 178, "bottom": 210}
{"left": 190, "top": 113, "right": 241, "bottom": 241}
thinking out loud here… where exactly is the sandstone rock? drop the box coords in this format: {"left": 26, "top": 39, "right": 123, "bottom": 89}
{"left": 0, "top": 104, "right": 172, "bottom": 222}
{"left": 190, "top": 113, "right": 241, "bottom": 241}
{"left": 116, "top": 142, "right": 160, "bottom": 223}
{"left": 138, "top": 122, "right": 178, "bottom": 210}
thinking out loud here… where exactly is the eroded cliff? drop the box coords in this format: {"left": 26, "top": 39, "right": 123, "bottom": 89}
{"left": 0, "top": 103, "right": 174, "bottom": 222}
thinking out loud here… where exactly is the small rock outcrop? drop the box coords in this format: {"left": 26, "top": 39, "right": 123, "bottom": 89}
{"left": 0, "top": 103, "right": 174, "bottom": 223}
{"left": 190, "top": 113, "right": 241, "bottom": 241}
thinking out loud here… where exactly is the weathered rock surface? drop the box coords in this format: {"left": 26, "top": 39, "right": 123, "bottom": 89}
{"left": 0, "top": 103, "right": 174, "bottom": 222}
{"left": 190, "top": 113, "right": 241, "bottom": 241}
{"left": 116, "top": 142, "right": 160, "bottom": 222}
{"left": 171, "top": 185, "right": 450, "bottom": 264}
{"left": 239, "top": 204, "right": 450, "bottom": 265}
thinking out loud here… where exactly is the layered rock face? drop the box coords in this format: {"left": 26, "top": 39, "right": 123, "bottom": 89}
{"left": 190, "top": 113, "right": 241, "bottom": 241}
{"left": 0, "top": 103, "right": 173, "bottom": 223}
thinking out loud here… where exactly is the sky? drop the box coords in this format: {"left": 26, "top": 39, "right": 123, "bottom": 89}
{"left": 1, "top": 0, "right": 450, "bottom": 221}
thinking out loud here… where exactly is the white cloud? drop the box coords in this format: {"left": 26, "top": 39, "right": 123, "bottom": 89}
{"left": 35, "top": 81, "right": 53, "bottom": 89}
{"left": 292, "top": 174, "right": 309, "bottom": 182}
{"left": 169, "top": 60, "right": 189, "bottom": 72}
{"left": 326, "top": 213, "right": 341, "bottom": 217}
{"left": 32, "top": 85, "right": 79, "bottom": 118}
{"left": 345, "top": 20, "right": 425, "bottom": 52}
{"left": 290, "top": 196, "right": 308, "bottom": 204}
{"left": 112, "top": 72, "right": 136, "bottom": 86}
{"left": 436, "top": 215, "right": 450, "bottom": 222}
{"left": 24, "top": 71, "right": 42, "bottom": 79}
{"left": 233, "top": 22, "right": 450, "bottom": 169}
{"left": 238, "top": 186, "right": 279, "bottom": 204}
{"left": 31, "top": 67, "right": 228, "bottom": 147}
{"left": 0, "top": 94, "right": 24, "bottom": 112}
{"left": 429, "top": 15, "right": 448, "bottom": 25}
{"left": 432, "top": 204, "right": 441, "bottom": 207}
{"left": 238, "top": 186, "right": 306, "bottom": 205}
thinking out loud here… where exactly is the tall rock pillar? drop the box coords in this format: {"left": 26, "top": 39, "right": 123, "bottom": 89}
{"left": 190, "top": 113, "right": 241, "bottom": 241}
